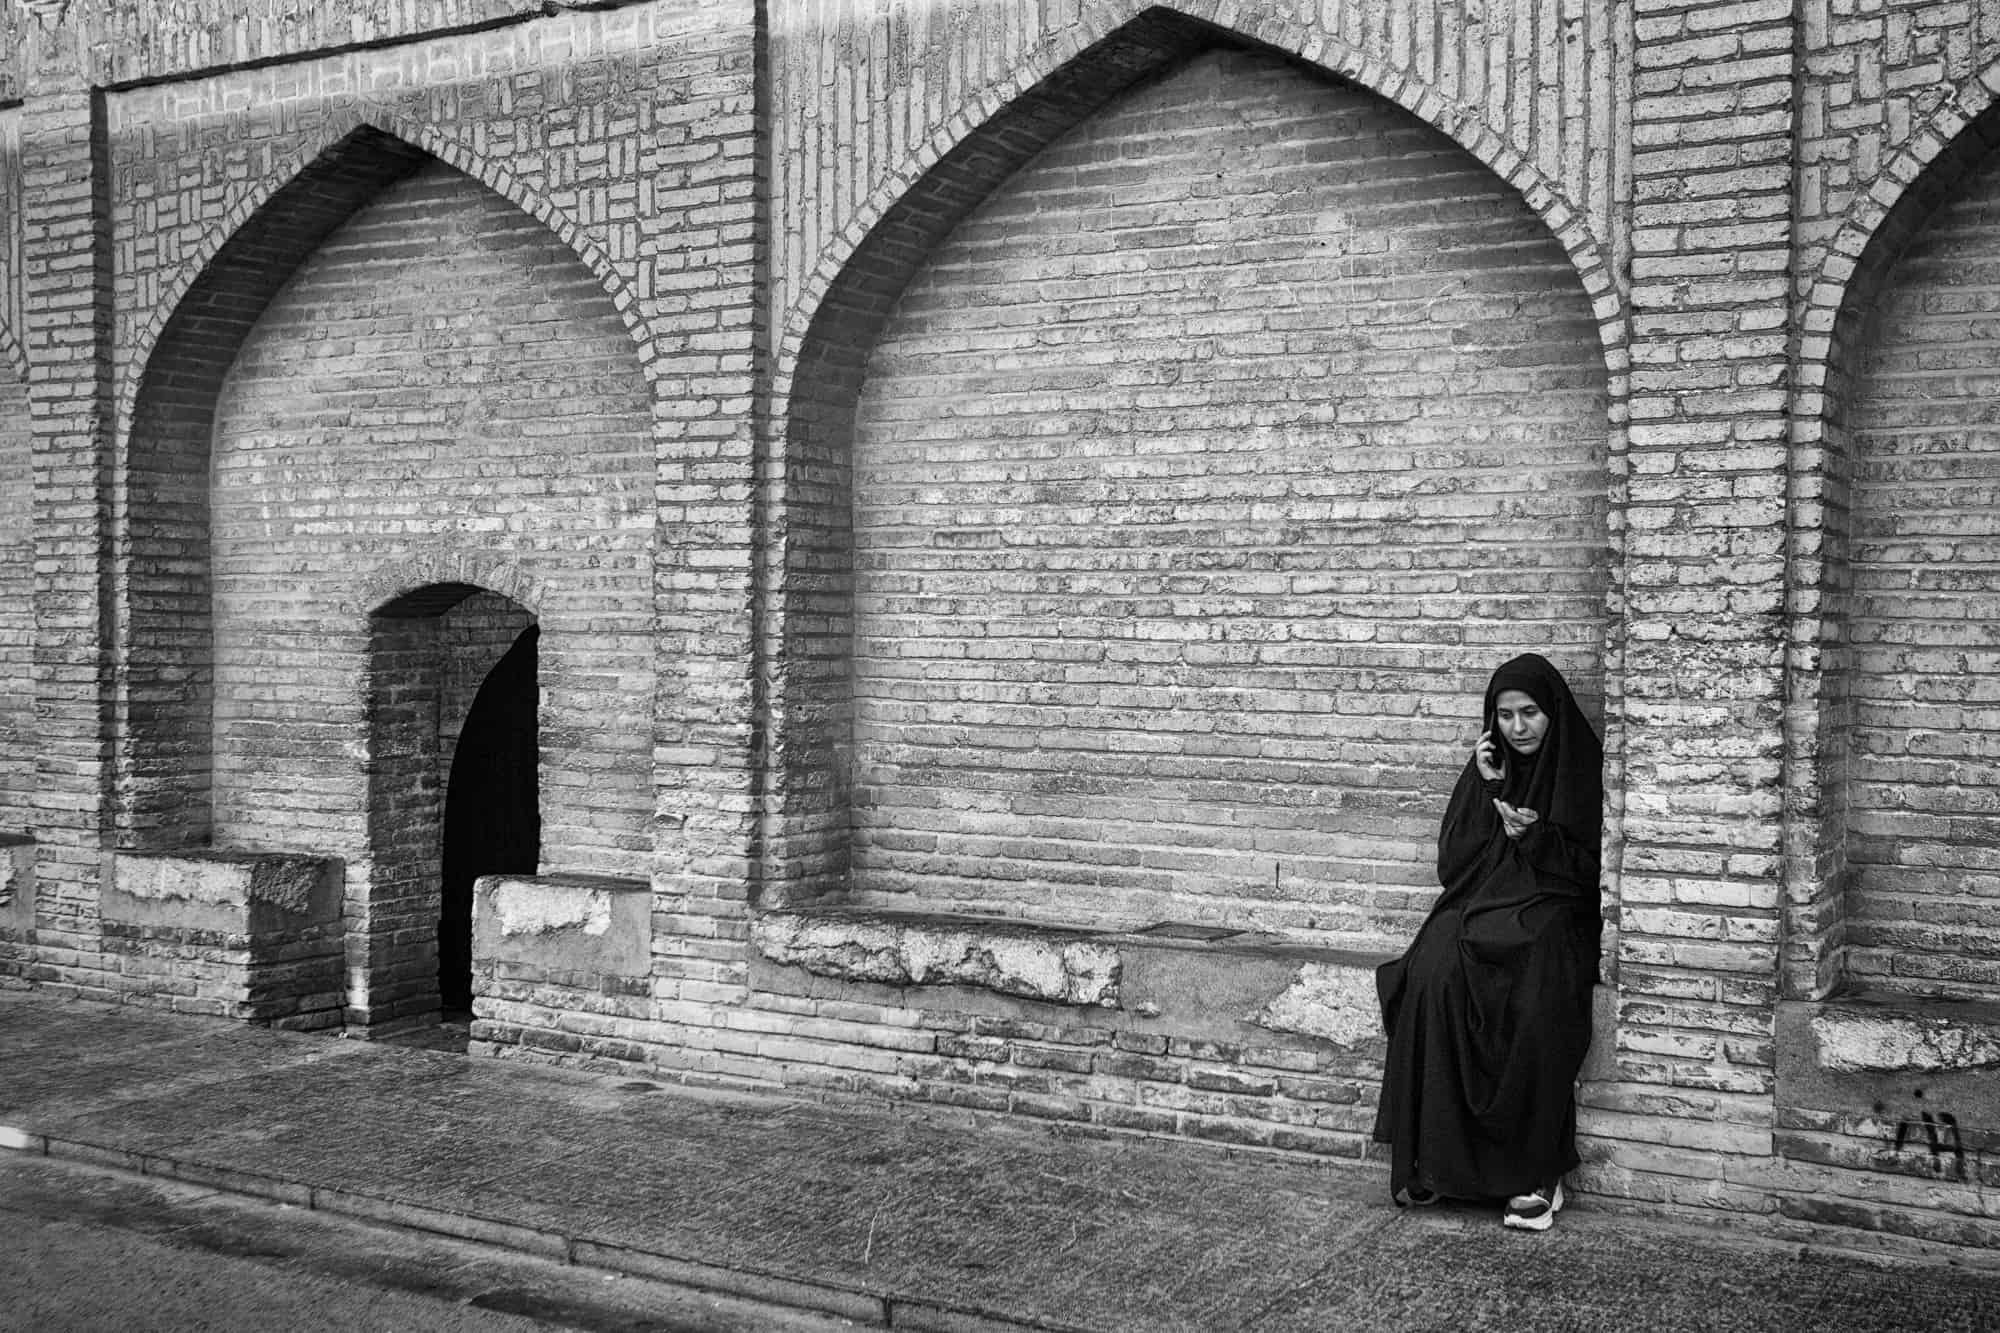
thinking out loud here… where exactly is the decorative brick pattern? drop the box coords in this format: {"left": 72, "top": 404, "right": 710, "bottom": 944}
{"left": 0, "top": 0, "right": 547, "bottom": 102}
{"left": 1796, "top": 0, "right": 2000, "bottom": 265}
{"left": 769, "top": 0, "right": 1629, "bottom": 349}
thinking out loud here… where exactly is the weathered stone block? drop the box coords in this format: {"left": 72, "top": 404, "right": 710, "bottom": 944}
{"left": 102, "top": 850, "right": 344, "bottom": 1027}
{"left": 106, "top": 850, "right": 341, "bottom": 936}
{"left": 473, "top": 874, "right": 651, "bottom": 980}
{"left": 1251, "top": 962, "right": 1381, "bottom": 1047}
{"left": 0, "top": 834, "right": 32, "bottom": 923}
{"left": 750, "top": 908, "right": 1120, "bottom": 1008}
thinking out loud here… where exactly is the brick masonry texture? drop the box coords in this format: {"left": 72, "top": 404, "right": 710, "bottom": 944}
{"left": 210, "top": 161, "right": 653, "bottom": 876}
{"left": 4, "top": 0, "right": 2000, "bottom": 1259}
{"left": 1844, "top": 147, "right": 2000, "bottom": 1002}
{"left": 841, "top": 48, "right": 1608, "bottom": 946}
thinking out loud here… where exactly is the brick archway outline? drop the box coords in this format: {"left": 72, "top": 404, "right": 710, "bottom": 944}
{"left": 763, "top": 1, "right": 1630, "bottom": 912}
{"left": 1783, "top": 68, "right": 2000, "bottom": 1000}
{"left": 775, "top": 0, "right": 1630, "bottom": 402}
{"left": 360, "top": 578, "right": 540, "bottom": 1029}
{"left": 113, "top": 116, "right": 640, "bottom": 850}
{"left": 355, "top": 553, "right": 548, "bottom": 624}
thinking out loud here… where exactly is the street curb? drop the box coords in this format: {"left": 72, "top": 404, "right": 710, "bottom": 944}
{"left": 0, "top": 1124, "right": 1082, "bottom": 1332}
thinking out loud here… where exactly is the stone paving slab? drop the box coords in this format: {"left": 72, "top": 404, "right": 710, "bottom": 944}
{"left": 7, "top": 989, "right": 2000, "bottom": 1331}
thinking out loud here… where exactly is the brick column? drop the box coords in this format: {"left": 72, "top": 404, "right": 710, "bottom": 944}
{"left": 644, "top": 2, "right": 766, "bottom": 1057}
{"left": 20, "top": 79, "right": 115, "bottom": 997}
{"left": 1608, "top": 0, "right": 1795, "bottom": 1202}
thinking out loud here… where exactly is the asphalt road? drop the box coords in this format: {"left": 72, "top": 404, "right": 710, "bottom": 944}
{"left": 0, "top": 1152, "right": 860, "bottom": 1333}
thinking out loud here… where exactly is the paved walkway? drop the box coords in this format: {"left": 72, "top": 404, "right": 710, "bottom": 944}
{"left": 5, "top": 988, "right": 2000, "bottom": 1332}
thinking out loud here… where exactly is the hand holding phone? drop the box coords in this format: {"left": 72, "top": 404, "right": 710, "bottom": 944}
{"left": 1475, "top": 730, "right": 1504, "bottom": 783}
{"left": 1493, "top": 800, "right": 1539, "bottom": 840}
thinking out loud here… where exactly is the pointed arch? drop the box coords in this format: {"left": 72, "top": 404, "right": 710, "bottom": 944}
{"left": 775, "top": 1, "right": 1627, "bottom": 401}
{"left": 358, "top": 553, "right": 547, "bottom": 624}
{"left": 115, "top": 118, "right": 650, "bottom": 852}
{"left": 118, "top": 114, "right": 650, "bottom": 442}
{"left": 1798, "top": 76, "right": 2000, "bottom": 407}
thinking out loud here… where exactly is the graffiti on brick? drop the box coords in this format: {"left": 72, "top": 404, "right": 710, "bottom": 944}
{"left": 1877, "top": 1089, "right": 1968, "bottom": 1179}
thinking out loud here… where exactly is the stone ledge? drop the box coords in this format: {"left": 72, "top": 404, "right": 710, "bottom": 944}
{"left": 751, "top": 907, "right": 1123, "bottom": 1009}
{"left": 1805, "top": 991, "right": 2000, "bottom": 1074}
{"left": 473, "top": 873, "right": 651, "bottom": 979}
{"left": 749, "top": 906, "right": 1398, "bottom": 1045}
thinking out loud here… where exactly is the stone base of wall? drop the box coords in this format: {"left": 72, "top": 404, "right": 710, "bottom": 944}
{"left": 0, "top": 835, "right": 33, "bottom": 985}
{"left": 1771, "top": 993, "right": 2000, "bottom": 1250}
{"left": 689, "top": 907, "right": 1402, "bottom": 1157}
{"left": 103, "top": 850, "right": 344, "bottom": 1029}
{"left": 469, "top": 873, "right": 654, "bottom": 1065}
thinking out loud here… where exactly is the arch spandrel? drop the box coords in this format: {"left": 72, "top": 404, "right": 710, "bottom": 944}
{"left": 119, "top": 114, "right": 651, "bottom": 450}
{"left": 774, "top": 0, "right": 1628, "bottom": 389}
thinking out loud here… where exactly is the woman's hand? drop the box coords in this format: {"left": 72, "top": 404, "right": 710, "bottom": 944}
{"left": 1475, "top": 731, "right": 1505, "bottom": 783}
{"left": 1493, "top": 801, "right": 1539, "bottom": 840}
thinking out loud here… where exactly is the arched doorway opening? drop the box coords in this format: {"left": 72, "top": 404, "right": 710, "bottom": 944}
{"left": 366, "top": 584, "right": 538, "bottom": 1033}
{"left": 439, "top": 625, "right": 541, "bottom": 1011}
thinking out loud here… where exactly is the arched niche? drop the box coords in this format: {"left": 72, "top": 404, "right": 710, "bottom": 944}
{"left": 773, "top": 25, "right": 1611, "bottom": 950}
{"left": 119, "top": 127, "right": 655, "bottom": 1024}
{"left": 1828, "top": 103, "right": 2000, "bottom": 1004}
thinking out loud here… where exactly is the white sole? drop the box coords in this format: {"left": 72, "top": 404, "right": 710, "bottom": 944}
{"left": 1503, "top": 1182, "right": 1564, "bottom": 1231}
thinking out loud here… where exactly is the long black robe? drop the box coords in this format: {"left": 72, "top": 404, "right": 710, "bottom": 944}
{"left": 1372, "top": 653, "right": 1603, "bottom": 1201}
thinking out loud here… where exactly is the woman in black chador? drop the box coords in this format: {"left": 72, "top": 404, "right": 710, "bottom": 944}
{"left": 1372, "top": 653, "right": 1602, "bottom": 1232}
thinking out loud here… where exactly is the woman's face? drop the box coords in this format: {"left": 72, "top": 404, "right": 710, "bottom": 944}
{"left": 1494, "top": 689, "right": 1550, "bottom": 756}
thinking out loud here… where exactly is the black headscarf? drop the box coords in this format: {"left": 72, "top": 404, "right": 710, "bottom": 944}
{"left": 1438, "top": 653, "right": 1602, "bottom": 897}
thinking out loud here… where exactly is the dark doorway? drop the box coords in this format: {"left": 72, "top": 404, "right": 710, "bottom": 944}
{"left": 439, "top": 625, "right": 541, "bottom": 1011}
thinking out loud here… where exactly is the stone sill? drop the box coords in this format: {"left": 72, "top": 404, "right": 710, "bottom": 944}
{"left": 749, "top": 905, "right": 1396, "bottom": 1048}
{"left": 1802, "top": 989, "right": 2000, "bottom": 1074}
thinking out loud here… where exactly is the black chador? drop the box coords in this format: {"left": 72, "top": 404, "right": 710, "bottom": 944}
{"left": 1372, "top": 653, "right": 1603, "bottom": 1203}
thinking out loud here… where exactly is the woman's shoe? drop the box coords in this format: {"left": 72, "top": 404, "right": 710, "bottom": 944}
{"left": 1394, "top": 1185, "right": 1440, "bottom": 1208}
{"left": 1502, "top": 1181, "right": 1564, "bottom": 1231}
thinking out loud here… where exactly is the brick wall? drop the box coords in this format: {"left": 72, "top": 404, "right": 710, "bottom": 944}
{"left": 21, "top": 84, "right": 116, "bottom": 999}
{"left": 11, "top": 0, "right": 2000, "bottom": 1260}
{"left": 840, "top": 47, "right": 1609, "bottom": 947}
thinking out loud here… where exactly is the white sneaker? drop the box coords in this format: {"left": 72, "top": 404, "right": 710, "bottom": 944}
{"left": 1502, "top": 1181, "right": 1564, "bottom": 1232}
